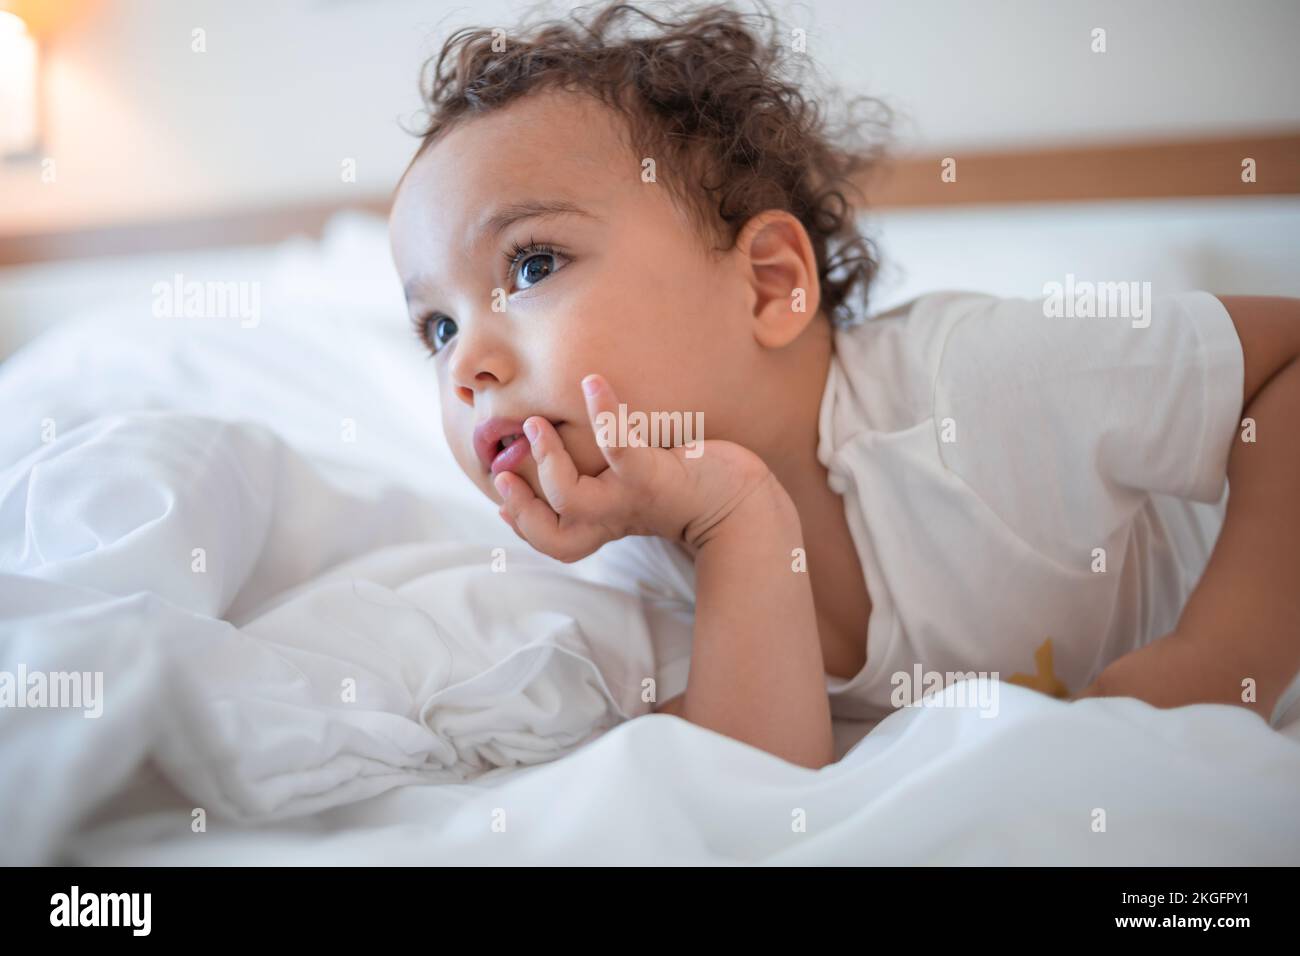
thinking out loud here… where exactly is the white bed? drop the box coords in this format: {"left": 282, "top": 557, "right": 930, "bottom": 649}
{"left": 2, "top": 206, "right": 1299, "bottom": 866}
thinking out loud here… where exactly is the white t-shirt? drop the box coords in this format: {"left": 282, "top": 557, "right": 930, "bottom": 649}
{"left": 582, "top": 290, "right": 1245, "bottom": 720}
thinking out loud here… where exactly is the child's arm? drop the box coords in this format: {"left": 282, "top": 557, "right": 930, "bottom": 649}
{"left": 669, "top": 471, "right": 834, "bottom": 768}
{"left": 1078, "top": 296, "right": 1300, "bottom": 718}
{"left": 494, "top": 374, "right": 834, "bottom": 768}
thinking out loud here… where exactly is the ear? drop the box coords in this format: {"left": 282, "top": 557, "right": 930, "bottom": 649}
{"left": 736, "top": 210, "right": 822, "bottom": 349}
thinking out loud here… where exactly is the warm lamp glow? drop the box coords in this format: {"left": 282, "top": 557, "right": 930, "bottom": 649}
{"left": 0, "top": 10, "right": 38, "bottom": 156}
{"left": 0, "top": 1, "right": 97, "bottom": 159}
{"left": 0, "top": 0, "right": 95, "bottom": 40}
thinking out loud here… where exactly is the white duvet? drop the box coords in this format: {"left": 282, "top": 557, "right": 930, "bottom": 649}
{"left": 2, "top": 214, "right": 1298, "bottom": 865}
{"left": 0, "top": 409, "right": 660, "bottom": 863}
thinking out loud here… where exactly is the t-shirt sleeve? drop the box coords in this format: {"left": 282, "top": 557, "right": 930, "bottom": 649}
{"left": 929, "top": 290, "right": 1244, "bottom": 559}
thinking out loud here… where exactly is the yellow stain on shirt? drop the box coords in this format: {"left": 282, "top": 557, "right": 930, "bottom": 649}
{"left": 1006, "top": 638, "right": 1071, "bottom": 699}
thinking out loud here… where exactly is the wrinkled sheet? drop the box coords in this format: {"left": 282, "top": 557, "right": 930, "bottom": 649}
{"left": 68, "top": 682, "right": 1300, "bottom": 866}
{"left": 0, "top": 411, "right": 662, "bottom": 864}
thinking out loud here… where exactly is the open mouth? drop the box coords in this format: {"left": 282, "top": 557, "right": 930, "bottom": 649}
{"left": 473, "top": 417, "right": 562, "bottom": 478}
{"left": 488, "top": 433, "right": 531, "bottom": 477}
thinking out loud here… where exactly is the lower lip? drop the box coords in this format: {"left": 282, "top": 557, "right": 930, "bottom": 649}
{"left": 489, "top": 436, "right": 532, "bottom": 476}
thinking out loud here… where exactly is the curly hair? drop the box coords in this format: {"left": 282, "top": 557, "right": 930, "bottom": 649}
{"left": 403, "top": 0, "right": 892, "bottom": 326}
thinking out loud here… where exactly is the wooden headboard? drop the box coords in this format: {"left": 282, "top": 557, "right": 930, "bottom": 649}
{"left": 2, "top": 129, "right": 1296, "bottom": 267}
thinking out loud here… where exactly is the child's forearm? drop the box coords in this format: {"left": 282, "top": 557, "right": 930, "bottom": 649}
{"left": 1078, "top": 297, "right": 1300, "bottom": 716}
{"left": 1171, "top": 354, "right": 1300, "bottom": 717}
{"left": 676, "top": 473, "right": 835, "bottom": 769}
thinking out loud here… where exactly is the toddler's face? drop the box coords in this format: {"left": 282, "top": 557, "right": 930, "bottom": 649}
{"left": 390, "top": 89, "right": 757, "bottom": 506}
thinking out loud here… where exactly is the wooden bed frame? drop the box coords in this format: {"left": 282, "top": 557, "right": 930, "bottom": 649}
{"left": 1, "top": 129, "right": 1297, "bottom": 267}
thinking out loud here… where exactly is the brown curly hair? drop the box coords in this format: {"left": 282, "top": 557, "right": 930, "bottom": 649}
{"left": 403, "top": 0, "right": 892, "bottom": 326}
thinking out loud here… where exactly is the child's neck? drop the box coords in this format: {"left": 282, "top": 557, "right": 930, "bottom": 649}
{"left": 759, "top": 315, "right": 833, "bottom": 500}
{"left": 758, "top": 320, "right": 874, "bottom": 679}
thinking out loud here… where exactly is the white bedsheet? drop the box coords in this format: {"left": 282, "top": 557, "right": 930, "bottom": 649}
{"left": 2, "top": 213, "right": 1298, "bottom": 865}
{"left": 68, "top": 684, "right": 1300, "bottom": 866}
{"left": 0, "top": 410, "right": 666, "bottom": 864}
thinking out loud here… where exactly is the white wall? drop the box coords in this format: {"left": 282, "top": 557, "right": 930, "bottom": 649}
{"left": 1, "top": 0, "right": 1298, "bottom": 235}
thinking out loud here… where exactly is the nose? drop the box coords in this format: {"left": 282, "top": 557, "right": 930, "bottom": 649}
{"left": 448, "top": 317, "right": 514, "bottom": 407}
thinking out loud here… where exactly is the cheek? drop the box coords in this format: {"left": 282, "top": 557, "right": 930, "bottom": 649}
{"left": 614, "top": 266, "right": 728, "bottom": 365}
{"left": 556, "top": 421, "right": 607, "bottom": 478}
{"left": 438, "top": 389, "right": 483, "bottom": 486}
{"left": 575, "top": 306, "right": 723, "bottom": 419}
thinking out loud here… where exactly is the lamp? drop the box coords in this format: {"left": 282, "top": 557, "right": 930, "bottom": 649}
{"left": 0, "top": 0, "right": 97, "bottom": 160}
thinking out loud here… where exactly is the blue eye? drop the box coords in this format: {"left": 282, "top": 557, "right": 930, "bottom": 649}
{"left": 518, "top": 253, "right": 554, "bottom": 287}
{"left": 433, "top": 315, "right": 458, "bottom": 348}
{"left": 505, "top": 238, "right": 566, "bottom": 291}
{"left": 412, "top": 312, "right": 457, "bottom": 353}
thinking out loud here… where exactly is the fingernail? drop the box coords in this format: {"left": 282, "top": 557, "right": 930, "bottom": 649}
{"left": 493, "top": 474, "right": 510, "bottom": 498}
{"left": 523, "top": 418, "right": 540, "bottom": 443}
{"left": 581, "top": 375, "right": 599, "bottom": 397}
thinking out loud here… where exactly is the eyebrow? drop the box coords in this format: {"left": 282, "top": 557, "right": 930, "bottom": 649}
{"left": 403, "top": 199, "right": 600, "bottom": 304}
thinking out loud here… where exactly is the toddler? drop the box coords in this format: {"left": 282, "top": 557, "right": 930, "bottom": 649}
{"left": 389, "top": 1, "right": 1300, "bottom": 767}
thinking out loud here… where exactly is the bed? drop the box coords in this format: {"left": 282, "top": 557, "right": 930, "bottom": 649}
{"left": 2, "top": 187, "right": 1300, "bottom": 865}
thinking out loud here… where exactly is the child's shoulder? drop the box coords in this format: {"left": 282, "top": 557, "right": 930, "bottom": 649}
{"left": 835, "top": 289, "right": 1010, "bottom": 373}
{"left": 838, "top": 287, "right": 1232, "bottom": 396}
{"left": 827, "top": 290, "right": 1009, "bottom": 432}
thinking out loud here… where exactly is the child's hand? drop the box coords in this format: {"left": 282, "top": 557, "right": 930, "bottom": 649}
{"left": 493, "top": 373, "right": 773, "bottom": 562}
{"left": 1072, "top": 634, "right": 1184, "bottom": 705}
{"left": 1072, "top": 629, "right": 1260, "bottom": 714}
